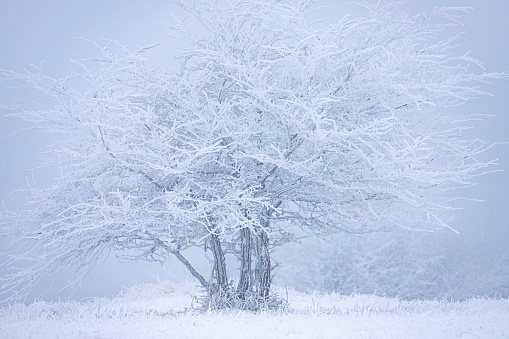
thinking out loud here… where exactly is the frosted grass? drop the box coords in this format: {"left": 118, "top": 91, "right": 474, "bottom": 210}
{"left": 1, "top": 281, "right": 507, "bottom": 338}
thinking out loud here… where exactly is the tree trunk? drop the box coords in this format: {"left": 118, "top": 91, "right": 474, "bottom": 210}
{"left": 237, "top": 227, "right": 251, "bottom": 295}
{"left": 256, "top": 229, "right": 271, "bottom": 298}
{"left": 209, "top": 233, "right": 229, "bottom": 292}
{"left": 171, "top": 250, "right": 208, "bottom": 288}
{"left": 255, "top": 202, "right": 281, "bottom": 299}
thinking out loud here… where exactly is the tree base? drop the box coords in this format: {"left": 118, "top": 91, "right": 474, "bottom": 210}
{"left": 199, "top": 288, "right": 288, "bottom": 311}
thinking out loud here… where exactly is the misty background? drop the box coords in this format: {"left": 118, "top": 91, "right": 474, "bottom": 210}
{"left": 1, "top": 1, "right": 508, "bottom": 302}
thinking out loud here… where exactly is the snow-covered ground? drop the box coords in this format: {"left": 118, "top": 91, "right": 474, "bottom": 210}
{"left": 1, "top": 281, "right": 508, "bottom": 339}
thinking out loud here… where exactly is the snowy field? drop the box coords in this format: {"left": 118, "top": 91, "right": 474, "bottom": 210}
{"left": 0, "top": 281, "right": 508, "bottom": 339}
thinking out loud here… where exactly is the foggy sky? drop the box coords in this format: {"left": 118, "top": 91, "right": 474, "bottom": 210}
{"left": 1, "top": 1, "right": 508, "bottom": 302}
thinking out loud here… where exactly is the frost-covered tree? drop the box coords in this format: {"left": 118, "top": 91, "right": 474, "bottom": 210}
{"left": 276, "top": 230, "right": 509, "bottom": 300}
{"left": 1, "top": 0, "right": 505, "bottom": 307}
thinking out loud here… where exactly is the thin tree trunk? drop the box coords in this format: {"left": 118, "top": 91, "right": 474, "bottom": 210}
{"left": 146, "top": 233, "right": 208, "bottom": 289}
{"left": 210, "top": 233, "right": 228, "bottom": 292}
{"left": 255, "top": 201, "right": 281, "bottom": 298}
{"left": 237, "top": 227, "right": 251, "bottom": 295}
{"left": 171, "top": 250, "right": 208, "bottom": 288}
{"left": 256, "top": 229, "right": 271, "bottom": 298}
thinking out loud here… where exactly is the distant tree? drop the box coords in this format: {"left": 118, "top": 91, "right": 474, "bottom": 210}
{"left": 1, "top": 0, "right": 505, "bottom": 308}
{"left": 277, "top": 230, "right": 509, "bottom": 300}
